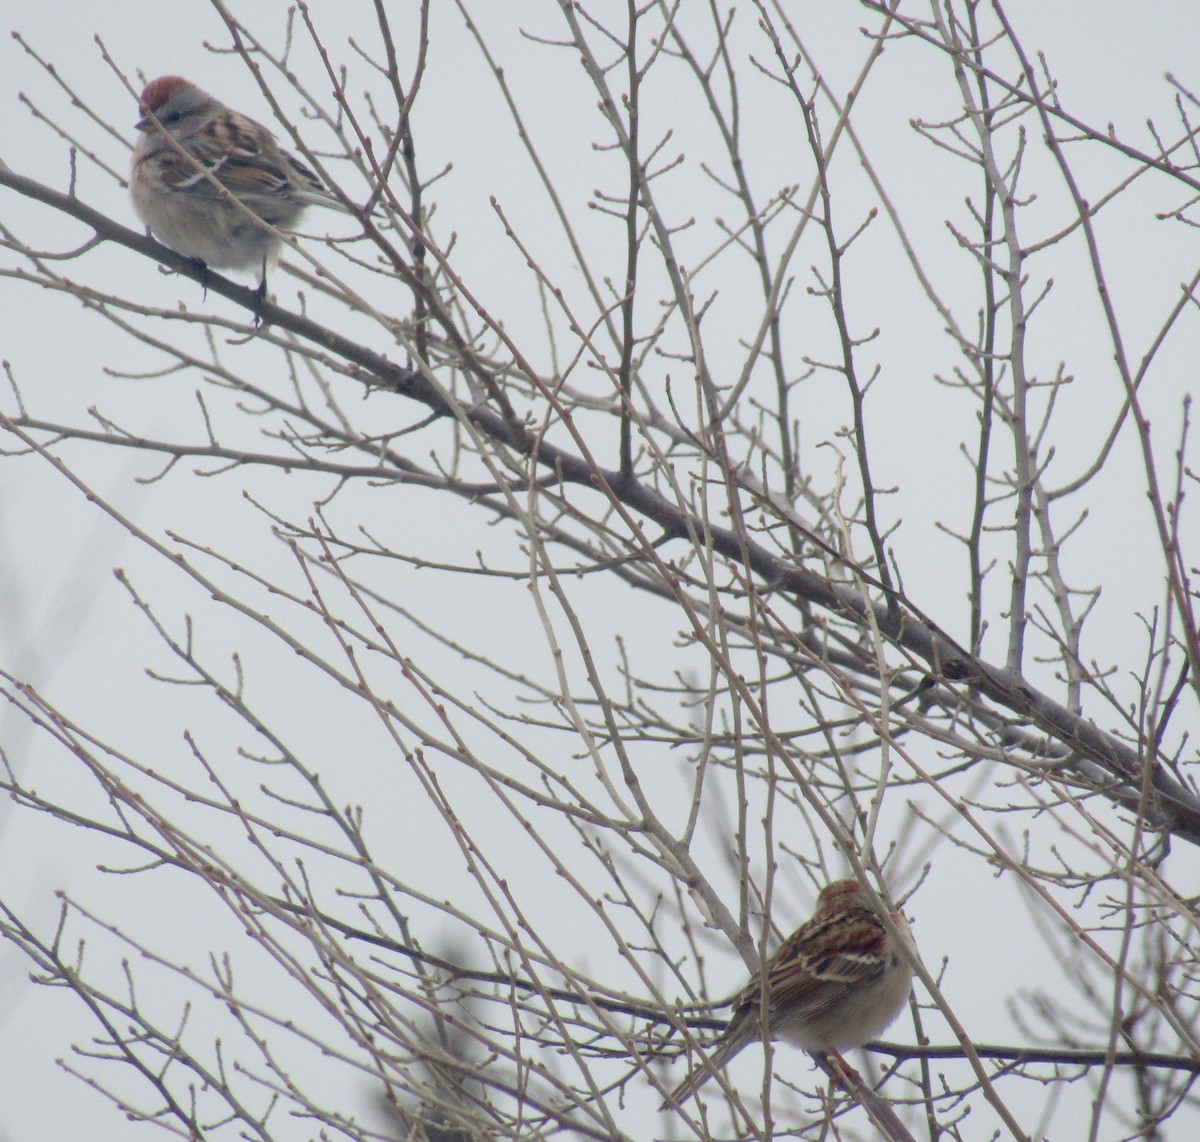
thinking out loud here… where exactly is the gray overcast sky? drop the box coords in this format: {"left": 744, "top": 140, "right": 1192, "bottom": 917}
{"left": 3, "top": 3, "right": 1200, "bottom": 1139}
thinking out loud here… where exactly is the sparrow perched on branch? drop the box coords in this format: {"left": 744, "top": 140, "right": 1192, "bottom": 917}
{"left": 130, "top": 75, "right": 352, "bottom": 282}
{"left": 664, "top": 878, "right": 916, "bottom": 1106}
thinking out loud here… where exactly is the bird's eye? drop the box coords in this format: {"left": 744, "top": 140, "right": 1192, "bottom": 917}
{"left": 164, "top": 111, "right": 182, "bottom": 124}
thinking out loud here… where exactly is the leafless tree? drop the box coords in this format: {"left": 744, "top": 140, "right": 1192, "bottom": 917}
{"left": 2, "top": 3, "right": 1199, "bottom": 1140}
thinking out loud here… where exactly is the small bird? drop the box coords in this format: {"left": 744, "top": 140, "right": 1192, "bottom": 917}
{"left": 130, "top": 75, "right": 352, "bottom": 284}
{"left": 664, "top": 878, "right": 915, "bottom": 1106}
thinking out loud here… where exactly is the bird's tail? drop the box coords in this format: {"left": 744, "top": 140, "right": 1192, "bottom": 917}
{"left": 660, "top": 1032, "right": 742, "bottom": 1109}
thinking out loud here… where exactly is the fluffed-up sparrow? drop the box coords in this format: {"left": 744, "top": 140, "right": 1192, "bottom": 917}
{"left": 664, "top": 878, "right": 915, "bottom": 1106}
{"left": 130, "top": 75, "right": 353, "bottom": 280}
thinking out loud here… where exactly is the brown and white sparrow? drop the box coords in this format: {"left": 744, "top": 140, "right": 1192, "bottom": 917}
{"left": 664, "top": 878, "right": 915, "bottom": 1105}
{"left": 130, "top": 76, "right": 352, "bottom": 278}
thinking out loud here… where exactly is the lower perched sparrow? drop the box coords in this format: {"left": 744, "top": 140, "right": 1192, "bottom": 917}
{"left": 664, "top": 878, "right": 916, "bottom": 1106}
{"left": 130, "top": 75, "right": 352, "bottom": 283}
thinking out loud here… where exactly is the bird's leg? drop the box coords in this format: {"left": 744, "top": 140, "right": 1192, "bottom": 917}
{"left": 827, "top": 1049, "right": 864, "bottom": 1088}
{"left": 178, "top": 257, "right": 211, "bottom": 300}
{"left": 811, "top": 1049, "right": 864, "bottom": 1098}
{"left": 252, "top": 255, "right": 268, "bottom": 326}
